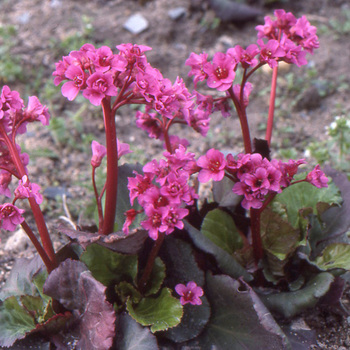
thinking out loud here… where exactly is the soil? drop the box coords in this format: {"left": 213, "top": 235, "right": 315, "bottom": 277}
{"left": 0, "top": 0, "right": 350, "bottom": 349}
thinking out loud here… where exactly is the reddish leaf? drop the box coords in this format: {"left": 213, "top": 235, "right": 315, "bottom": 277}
{"left": 43, "top": 259, "right": 115, "bottom": 350}
{"left": 60, "top": 226, "right": 148, "bottom": 254}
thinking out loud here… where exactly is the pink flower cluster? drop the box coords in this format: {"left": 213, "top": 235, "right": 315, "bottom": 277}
{"left": 125, "top": 142, "right": 198, "bottom": 240}
{"left": 256, "top": 9, "right": 319, "bottom": 55}
{"left": 54, "top": 43, "right": 212, "bottom": 138}
{"left": 186, "top": 10, "right": 318, "bottom": 94}
{"left": 196, "top": 150, "right": 328, "bottom": 210}
{"left": 0, "top": 86, "right": 48, "bottom": 200}
{"left": 0, "top": 173, "right": 43, "bottom": 231}
{"left": 0, "top": 86, "right": 50, "bottom": 136}
{"left": 53, "top": 44, "right": 128, "bottom": 105}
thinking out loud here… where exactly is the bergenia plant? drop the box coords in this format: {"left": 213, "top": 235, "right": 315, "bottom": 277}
{"left": 1, "top": 9, "right": 350, "bottom": 350}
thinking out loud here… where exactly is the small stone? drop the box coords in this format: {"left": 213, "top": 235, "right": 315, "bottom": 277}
{"left": 4, "top": 229, "right": 30, "bottom": 252}
{"left": 168, "top": 7, "right": 187, "bottom": 20}
{"left": 17, "top": 12, "right": 31, "bottom": 24}
{"left": 290, "top": 318, "right": 311, "bottom": 331}
{"left": 50, "top": 0, "right": 62, "bottom": 8}
{"left": 123, "top": 13, "right": 149, "bottom": 34}
{"left": 345, "top": 335, "right": 350, "bottom": 347}
{"left": 43, "top": 186, "right": 70, "bottom": 199}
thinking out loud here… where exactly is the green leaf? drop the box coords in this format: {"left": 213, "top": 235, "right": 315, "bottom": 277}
{"left": 80, "top": 244, "right": 138, "bottom": 286}
{"left": 0, "top": 296, "right": 36, "bottom": 347}
{"left": 201, "top": 209, "right": 243, "bottom": 254}
{"left": 187, "top": 274, "right": 290, "bottom": 349}
{"left": 273, "top": 177, "right": 341, "bottom": 228}
{"left": 20, "top": 295, "right": 45, "bottom": 322}
{"left": 115, "top": 313, "right": 159, "bottom": 350}
{"left": 115, "top": 281, "right": 142, "bottom": 304}
{"left": 158, "top": 237, "right": 210, "bottom": 342}
{"left": 127, "top": 288, "right": 183, "bottom": 332}
{"left": 261, "top": 208, "right": 300, "bottom": 261}
{"left": 315, "top": 243, "right": 350, "bottom": 270}
{"left": 260, "top": 272, "right": 334, "bottom": 318}
{"left": 0, "top": 256, "right": 44, "bottom": 301}
{"left": 144, "top": 257, "right": 166, "bottom": 296}
{"left": 184, "top": 220, "right": 253, "bottom": 282}
{"left": 318, "top": 167, "right": 350, "bottom": 245}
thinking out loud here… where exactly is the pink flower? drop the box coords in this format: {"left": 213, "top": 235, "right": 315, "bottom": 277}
{"left": 280, "top": 36, "right": 307, "bottom": 67}
{"left": 83, "top": 72, "right": 118, "bottom": 106}
{"left": 135, "top": 110, "right": 163, "bottom": 139}
{"left": 25, "top": 96, "right": 50, "bottom": 126}
{"left": 135, "top": 68, "right": 162, "bottom": 98}
{"left": 277, "top": 158, "right": 306, "bottom": 187}
{"left": 94, "top": 46, "right": 127, "bottom": 73}
{"left": 164, "top": 144, "right": 197, "bottom": 174}
{"left": 61, "top": 65, "right": 87, "bottom": 101}
{"left": 243, "top": 167, "right": 270, "bottom": 192}
{"left": 14, "top": 175, "right": 43, "bottom": 204}
{"left": 160, "top": 173, "right": 189, "bottom": 204}
{"left": 117, "top": 139, "right": 132, "bottom": 159}
{"left": 0, "top": 85, "right": 24, "bottom": 112}
{"left": 187, "top": 109, "right": 211, "bottom": 136}
{"left": 227, "top": 44, "right": 259, "bottom": 69}
{"left": 159, "top": 206, "right": 189, "bottom": 235}
{"left": 255, "top": 10, "right": 296, "bottom": 40}
{"left": 290, "top": 16, "right": 319, "bottom": 53}
{"left": 163, "top": 135, "right": 190, "bottom": 152}
{"left": 256, "top": 15, "right": 277, "bottom": 39}
{"left": 258, "top": 39, "right": 285, "bottom": 68}
{"left": 233, "top": 82, "right": 253, "bottom": 107}
{"left": 197, "top": 149, "right": 226, "bottom": 183}
{"left": 175, "top": 281, "right": 204, "bottom": 306}
{"left": 0, "top": 203, "right": 25, "bottom": 231}
{"left": 306, "top": 165, "right": 328, "bottom": 188}
{"left": 91, "top": 140, "right": 107, "bottom": 168}
{"left": 122, "top": 209, "right": 142, "bottom": 235}
{"left": 127, "top": 172, "right": 154, "bottom": 206}
{"left": 232, "top": 181, "right": 265, "bottom": 210}
{"left": 213, "top": 98, "right": 232, "bottom": 118}
{"left": 52, "top": 56, "right": 73, "bottom": 86}
{"left": 0, "top": 171, "right": 12, "bottom": 198}
{"left": 274, "top": 9, "right": 297, "bottom": 32}
{"left": 142, "top": 186, "right": 169, "bottom": 209}
{"left": 185, "top": 52, "right": 209, "bottom": 87}
{"left": 141, "top": 205, "right": 167, "bottom": 240}
{"left": 203, "top": 52, "right": 236, "bottom": 91}
{"left": 116, "top": 43, "right": 152, "bottom": 61}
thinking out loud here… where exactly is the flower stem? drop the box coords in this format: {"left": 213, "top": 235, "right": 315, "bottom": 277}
{"left": 21, "top": 221, "right": 55, "bottom": 272}
{"left": 92, "top": 167, "right": 104, "bottom": 230}
{"left": 138, "top": 233, "right": 165, "bottom": 294}
{"left": 0, "top": 125, "right": 57, "bottom": 271}
{"left": 101, "top": 98, "right": 119, "bottom": 235}
{"left": 228, "top": 87, "right": 252, "bottom": 153}
{"left": 265, "top": 64, "right": 279, "bottom": 145}
{"left": 250, "top": 208, "right": 263, "bottom": 265}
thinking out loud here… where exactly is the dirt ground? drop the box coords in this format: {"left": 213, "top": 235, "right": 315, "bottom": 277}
{"left": 1, "top": 0, "right": 350, "bottom": 348}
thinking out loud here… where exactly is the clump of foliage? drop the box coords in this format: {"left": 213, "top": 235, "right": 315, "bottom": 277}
{"left": 1, "top": 9, "right": 350, "bottom": 349}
